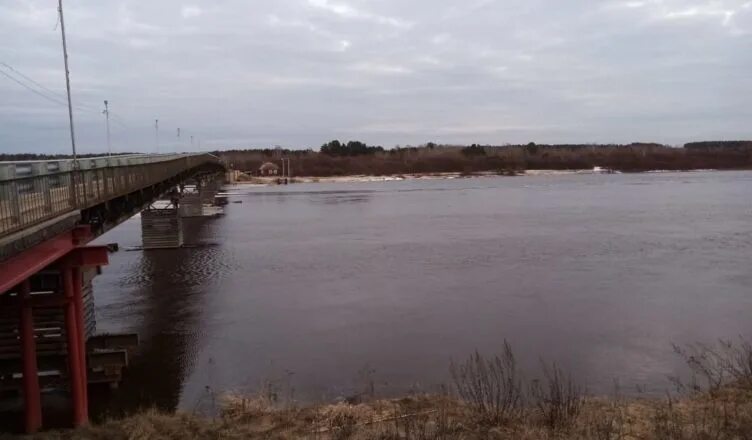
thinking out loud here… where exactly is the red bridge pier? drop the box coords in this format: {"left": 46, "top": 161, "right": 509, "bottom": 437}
{"left": 1, "top": 226, "right": 108, "bottom": 433}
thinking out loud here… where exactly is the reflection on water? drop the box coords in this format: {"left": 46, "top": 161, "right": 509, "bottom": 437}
{"left": 91, "top": 218, "right": 235, "bottom": 418}
{"left": 92, "top": 171, "right": 752, "bottom": 416}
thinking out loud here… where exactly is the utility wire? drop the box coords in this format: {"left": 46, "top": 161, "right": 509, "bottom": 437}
{"left": 1, "top": 62, "right": 68, "bottom": 102}
{"left": 0, "top": 62, "right": 114, "bottom": 116}
{"left": 108, "top": 112, "right": 129, "bottom": 128}
{"left": 0, "top": 61, "right": 175, "bottom": 147}
{"left": 0, "top": 68, "right": 70, "bottom": 107}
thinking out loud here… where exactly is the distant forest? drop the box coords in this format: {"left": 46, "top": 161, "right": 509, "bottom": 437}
{"left": 217, "top": 140, "right": 752, "bottom": 177}
{"left": 3, "top": 141, "right": 752, "bottom": 177}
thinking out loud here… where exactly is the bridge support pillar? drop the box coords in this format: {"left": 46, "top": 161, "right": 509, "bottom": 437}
{"left": 199, "top": 180, "right": 219, "bottom": 205}
{"left": 178, "top": 178, "right": 220, "bottom": 218}
{"left": 63, "top": 266, "right": 87, "bottom": 427}
{"left": 141, "top": 206, "right": 183, "bottom": 249}
{"left": 19, "top": 279, "right": 42, "bottom": 434}
{"left": 178, "top": 191, "right": 203, "bottom": 217}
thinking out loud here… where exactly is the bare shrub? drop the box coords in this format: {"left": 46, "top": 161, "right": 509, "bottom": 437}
{"left": 529, "top": 361, "right": 584, "bottom": 430}
{"left": 449, "top": 340, "right": 523, "bottom": 423}
{"left": 647, "top": 387, "right": 752, "bottom": 440}
{"left": 649, "top": 394, "right": 686, "bottom": 439}
{"left": 579, "top": 394, "right": 629, "bottom": 440}
{"left": 673, "top": 338, "right": 752, "bottom": 393}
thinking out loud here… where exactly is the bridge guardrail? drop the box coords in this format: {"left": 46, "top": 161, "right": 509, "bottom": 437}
{"left": 0, "top": 153, "right": 220, "bottom": 240}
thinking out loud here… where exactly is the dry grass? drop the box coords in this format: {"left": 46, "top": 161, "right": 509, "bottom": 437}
{"left": 19, "top": 387, "right": 752, "bottom": 440}
{"left": 18, "top": 340, "right": 752, "bottom": 439}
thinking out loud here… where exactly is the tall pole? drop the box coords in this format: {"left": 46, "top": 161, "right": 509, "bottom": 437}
{"left": 103, "top": 100, "right": 111, "bottom": 156}
{"left": 59, "top": 0, "right": 80, "bottom": 206}
{"left": 155, "top": 119, "right": 159, "bottom": 153}
{"left": 58, "top": 0, "right": 77, "bottom": 163}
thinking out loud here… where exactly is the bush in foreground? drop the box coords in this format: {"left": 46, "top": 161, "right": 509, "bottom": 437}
{"left": 21, "top": 339, "right": 752, "bottom": 439}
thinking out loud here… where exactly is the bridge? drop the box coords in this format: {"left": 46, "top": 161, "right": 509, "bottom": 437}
{"left": 0, "top": 153, "right": 226, "bottom": 433}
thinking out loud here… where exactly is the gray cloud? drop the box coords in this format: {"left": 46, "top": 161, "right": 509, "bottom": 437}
{"left": 0, "top": 0, "right": 751, "bottom": 154}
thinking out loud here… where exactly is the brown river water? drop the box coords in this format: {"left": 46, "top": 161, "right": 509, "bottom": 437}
{"left": 89, "top": 171, "right": 752, "bottom": 417}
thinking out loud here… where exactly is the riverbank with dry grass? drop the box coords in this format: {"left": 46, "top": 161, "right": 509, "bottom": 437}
{"left": 217, "top": 141, "right": 752, "bottom": 178}
{"left": 20, "top": 339, "right": 752, "bottom": 439}
{"left": 231, "top": 168, "right": 740, "bottom": 186}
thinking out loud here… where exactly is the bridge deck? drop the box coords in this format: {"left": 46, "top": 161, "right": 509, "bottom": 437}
{"left": 0, "top": 153, "right": 223, "bottom": 264}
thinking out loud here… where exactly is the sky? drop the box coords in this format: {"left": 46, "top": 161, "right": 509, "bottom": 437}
{"left": 0, "top": 0, "right": 751, "bottom": 154}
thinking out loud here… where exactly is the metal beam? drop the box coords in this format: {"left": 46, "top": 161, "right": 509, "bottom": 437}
{"left": 19, "top": 279, "right": 42, "bottom": 433}
{"left": 0, "top": 226, "right": 103, "bottom": 295}
{"left": 0, "top": 231, "right": 81, "bottom": 295}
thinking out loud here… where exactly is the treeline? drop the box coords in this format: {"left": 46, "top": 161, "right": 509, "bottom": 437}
{"left": 685, "top": 141, "right": 752, "bottom": 151}
{"left": 319, "top": 140, "right": 384, "bottom": 156}
{"left": 4, "top": 141, "right": 751, "bottom": 176}
{"left": 216, "top": 140, "right": 752, "bottom": 177}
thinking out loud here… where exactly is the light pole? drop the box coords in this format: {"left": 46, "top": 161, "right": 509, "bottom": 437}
{"left": 58, "top": 0, "right": 80, "bottom": 207}
{"left": 103, "top": 100, "right": 111, "bottom": 156}
{"left": 280, "top": 158, "right": 291, "bottom": 183}
{"left": 58, "top": 0, "right": 76, "bottom": 162}
{"left": 155, "top": 119, "right": 159, "bottom": 153}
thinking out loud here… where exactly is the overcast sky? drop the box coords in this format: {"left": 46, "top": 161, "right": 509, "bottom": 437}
{"left": 1, "top": 0, "right": 751, "bottom": 154}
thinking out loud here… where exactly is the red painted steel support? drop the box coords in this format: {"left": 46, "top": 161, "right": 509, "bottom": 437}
{"left": 62, "top": 267, "right": 87, "bottom": 427}
{"left": 71, "top": 267, "right": 88, "bottom": 414}
{"left": 0, "top": 226, "right": 93, "bottom": 295}
{"left": 0, "top": 223, "right": 107, "bottom": 428}
{"left": 19, "top": 279, "right": 42, "bottom": 433}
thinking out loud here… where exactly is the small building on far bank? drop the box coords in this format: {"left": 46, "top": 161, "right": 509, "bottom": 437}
{"left": 259, "top": 162, "right": 280, "bottom": 176}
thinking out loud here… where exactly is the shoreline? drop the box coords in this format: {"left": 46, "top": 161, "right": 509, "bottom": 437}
{"left": 230, "top": 168, "right": 733, "bottom": 185}
{"left": 28, "top": 385, "right": 752, "bottom": 439}
{"left": 18, "top": 340, "right": 752, "bottom": 438}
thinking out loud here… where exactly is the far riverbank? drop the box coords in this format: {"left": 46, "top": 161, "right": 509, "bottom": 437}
{"left": 231, "top": 167, "right": 725, "bottom": 185}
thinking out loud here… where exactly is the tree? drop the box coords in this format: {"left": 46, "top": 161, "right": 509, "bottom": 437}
{"left": 525, "top": 142, "right": 539, "bottom": 155}
{"left": 461, "top": 144, "right": 486, "bottom": 157}
{"left": 320, "top": 139, "right": 384, "bottom": 156}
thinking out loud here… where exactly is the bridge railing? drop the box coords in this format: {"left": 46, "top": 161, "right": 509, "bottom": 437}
{"left": 0, "top": 153, "right": 220, "bottom": 240}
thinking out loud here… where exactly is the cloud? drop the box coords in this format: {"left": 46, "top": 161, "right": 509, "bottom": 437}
{"left": 181, "top": 5, "right": 203, "bottom": 19}
{"left": 0, "top": 0, "right": 750, "bottom": 153}
{"left": 306, "top": 0, "right": 413, "bottom": 28}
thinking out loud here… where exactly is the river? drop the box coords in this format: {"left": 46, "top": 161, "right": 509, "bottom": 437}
{"left": 90, "top": 170, "right": 752, "bottom": 416}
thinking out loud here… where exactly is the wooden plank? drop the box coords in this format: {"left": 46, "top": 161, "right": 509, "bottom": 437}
{"left": 88, "top": 349, "right": 128, "bottom": 369}
{"left": 87, "top": 333, "right": 139, "bottom": 352}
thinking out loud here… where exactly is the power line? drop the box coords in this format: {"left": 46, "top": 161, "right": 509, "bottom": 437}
{"left": 0, "top": 68, "right": 70, "bottom": 107}
{"left": 108, "top": 112, "right": 129, "bottom": 129}
{"left": 0, "top": 62, "right": 112, "bottom": 116}
{"left": 1, "top": 61, "right": 186, "bottom": 149}
{"left": 0, "top": 62, "right": 68, "bottom": 102}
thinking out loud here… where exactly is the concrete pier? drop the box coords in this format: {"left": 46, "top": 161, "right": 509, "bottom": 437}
{"left": 141, "top": 206, "right": 183, "bottom": 249}
{"left": 177, "top": 191, "right": 203, "bottom": 218}
{"left": 140, "top": 176, "right": 223, "bottom": 250}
